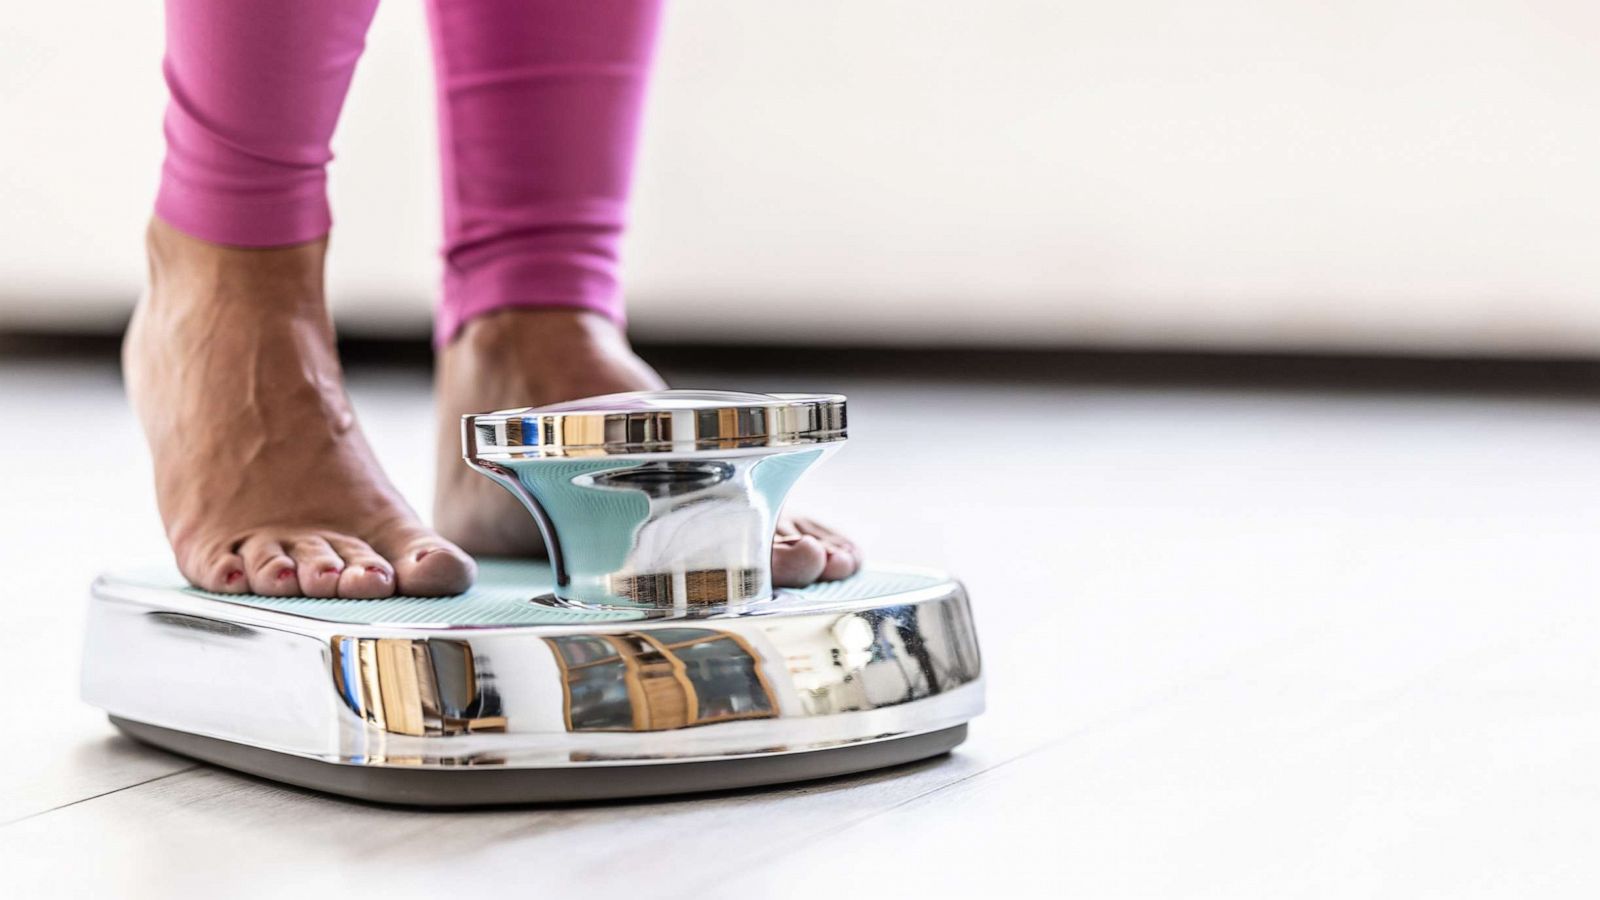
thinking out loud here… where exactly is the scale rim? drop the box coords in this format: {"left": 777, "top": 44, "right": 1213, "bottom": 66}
{"left": 463, "top": 389, "right": 848, "bottom": 459}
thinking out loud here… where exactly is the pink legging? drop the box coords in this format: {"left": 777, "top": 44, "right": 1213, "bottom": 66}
{"left": 155, "top": 0, "right": 661, "bottom": 344}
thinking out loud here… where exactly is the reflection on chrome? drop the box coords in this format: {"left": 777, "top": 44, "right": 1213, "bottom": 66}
{"left": 315, "top": 586, "right": 982, "bottom": 743}
{"left": 547, "top": 597, "right": 983, "bottom": 735}
{"left": 331, "top": 637, "right": 507, "bottom": 737}
{"left": 316, "top": 582, "right": 984, "bottom": 743}
{"left": 84, "top": 566, "right": 983, "bottom": 769}
{"left": 595, "top": 461, "right": 769, "bottom": 605}
{"left": 547, "top": 629, "right": 776, "bottom": 732}
{"left": 766, "top": 601, "right": 983, "bottom": 718}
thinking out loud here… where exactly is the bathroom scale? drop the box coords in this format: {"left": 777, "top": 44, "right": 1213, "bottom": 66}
{"left": 83, "top": 391, "right": 985, "bottom": 806}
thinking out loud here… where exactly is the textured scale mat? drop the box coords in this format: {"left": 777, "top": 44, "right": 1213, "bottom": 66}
{"left": 108, "top": 559, "right": 951, "bottom": 627}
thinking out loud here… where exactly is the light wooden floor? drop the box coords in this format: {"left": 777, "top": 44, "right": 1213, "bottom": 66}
{"left": 1, "top": 353, "right": 1596, "bottom": 898}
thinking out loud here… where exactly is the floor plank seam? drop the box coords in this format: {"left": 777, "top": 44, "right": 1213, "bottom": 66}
{"left": 1, "top": 765, "right": 201, "bottom": 829}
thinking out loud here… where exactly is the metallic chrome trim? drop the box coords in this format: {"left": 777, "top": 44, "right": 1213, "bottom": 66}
{"left": 463, "top": 389, "right": 847, "bottom": 459}
{"left": 463, "top": 390, "right": 849, "bottom": 607}
{"left": 82, "top": 568, "right": 984, "bottom": 770}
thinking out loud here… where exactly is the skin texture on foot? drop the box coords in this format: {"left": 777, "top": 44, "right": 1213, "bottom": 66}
{"left": 433, "top": 308, "right": 860, "bottom": 586}
{"left": 125, "top": 219, "right": 476, "bottom": 598}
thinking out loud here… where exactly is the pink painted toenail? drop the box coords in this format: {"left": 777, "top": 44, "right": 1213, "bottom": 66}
{"left": 276, "top": 568, "right": 294, "bottom": 580}
{"left": 224, "top": 571, "right": 243, "bottom": 586}
{"left": 414, "top": 548, "right": 434, "bottom": 562}
{"left": 366, "top": 566, "right": 390, "bottom": 581}
{"left": 320, "top": 566, "right": 341, "bottom": 577}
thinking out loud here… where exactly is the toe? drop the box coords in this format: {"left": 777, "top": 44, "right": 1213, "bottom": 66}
{"left": 818, "top": 543, "right": 859, "bottom": 581}
{"left": 782, "top": 516, "right": 861, "bottom": 582}
{"left": 786, "top": 515, "right": 859, "bottom": 555}
{"left": 773, "top": 534, "right": 828, "bottom": 587}
{"left": 327, "top": 536, "right": 396, "bottom": 599}
{"left": 397, "top": 543, "right": 476, "bottom": 597}
{"left": 240, "top": 536, "right": 299, "bottom": 596}
{"left": 376, "top": 527, "right": 475, "bottom": 596}
{"left": 182, "top": 546, "right": 249, "bottom": 594}
{"left": 287, "top": 535, "right": 344, "bottom": 599}
{"left": 339, "top": 563, "right": 395, "bottom": 599}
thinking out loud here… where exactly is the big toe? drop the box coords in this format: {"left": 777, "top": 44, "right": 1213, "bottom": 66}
{"left": 385, "top": 532, "right": 476, "bottom": 596}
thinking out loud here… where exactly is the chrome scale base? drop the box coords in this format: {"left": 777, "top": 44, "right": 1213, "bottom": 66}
{"left": 83, "top": 391, "right": 984, "bottom": 806}
{"left": 85, "top": 561, "right": 982, "bottom": 806}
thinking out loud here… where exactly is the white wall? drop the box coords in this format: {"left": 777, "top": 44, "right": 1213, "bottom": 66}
{"left": 3, "top": 1, "right": 1598, "bottom": 354}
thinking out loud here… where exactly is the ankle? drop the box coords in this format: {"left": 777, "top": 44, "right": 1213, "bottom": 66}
{"left": 145, "top": 217, "right": 328, "bottom": 312}
{"left": 452, "top": 307, "right": 632, "bottom": 358}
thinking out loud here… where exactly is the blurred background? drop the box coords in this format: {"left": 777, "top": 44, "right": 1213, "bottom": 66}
{"left": 4, "top": 3, "right": 1599, "bottom": 894}
{"left": 5, "top": 0, "right": 1600, "bottom": 354}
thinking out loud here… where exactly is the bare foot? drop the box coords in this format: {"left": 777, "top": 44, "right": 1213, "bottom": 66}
{"left": 125, "top": 219, "right": 475, "bottom": 598}
{"left": 433, "top": 308, "right": 860, "bottom": 585}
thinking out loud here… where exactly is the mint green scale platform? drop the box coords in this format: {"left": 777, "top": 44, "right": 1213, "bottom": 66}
{"left": 184, "top": 560, "right": 645, "bottom": 627}
{"left": 170, "top": 559, "right": 957, "bottom": 628}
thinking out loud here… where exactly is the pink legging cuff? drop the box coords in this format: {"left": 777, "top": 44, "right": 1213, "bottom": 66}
{"left": 437, "top": 252, "right": 627, "bottom": 343}
{"left": 154, "top": 176, "right": 331, "bottom": 249}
